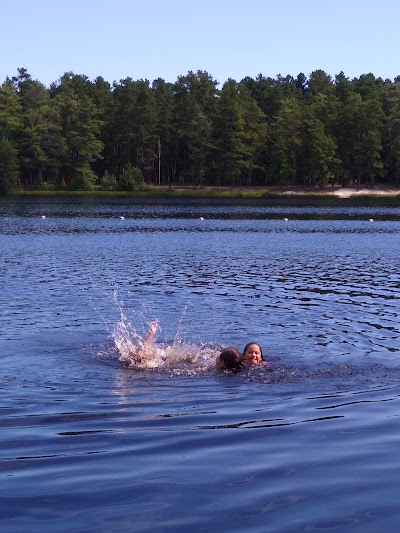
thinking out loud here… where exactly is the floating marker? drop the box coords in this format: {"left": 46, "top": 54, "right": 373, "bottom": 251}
{"left": 369, "top": 218, "right": 373, "bottom": 222}
{"left": 120, "top": 216, "right": 125, "bottom": 220}
{"left": 199, "top": 217, "right": 204, "bottom": 221}
{"left": 41, "top": 215, "right": 46, "bottom": 219}
{"left": 284, "top": 217, "right": 289, "bottom": 221}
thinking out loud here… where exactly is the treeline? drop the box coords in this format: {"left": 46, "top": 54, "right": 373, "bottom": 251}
{"left": 1, "top": 67, "right": 400, "bottom": 194}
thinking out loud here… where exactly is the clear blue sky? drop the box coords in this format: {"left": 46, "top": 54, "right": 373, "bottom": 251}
{"left": 2, "top": 0, "right": 400, "bottom": 87}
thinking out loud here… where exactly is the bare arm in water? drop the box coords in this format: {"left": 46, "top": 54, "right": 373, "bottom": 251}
{"left": 126, "top": 321, "right": 160, "bottom": 364}
{"left": 144, "top": 321, "right": 159, "bottom": 346}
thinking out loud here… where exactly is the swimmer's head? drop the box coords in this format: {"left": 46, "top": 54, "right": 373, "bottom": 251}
{"left": 219, "top": 347, "right": 243, "bottom": 372}
{"left": 242, "top": 342, "right": 263, "bottom": 365}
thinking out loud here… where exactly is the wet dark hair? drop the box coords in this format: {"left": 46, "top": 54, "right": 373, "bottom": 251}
{"left": 219, "top": 347, "right": 243, "bottom": 371}
{"left": 242, "top": 342, "right": 264, "bottom": 360}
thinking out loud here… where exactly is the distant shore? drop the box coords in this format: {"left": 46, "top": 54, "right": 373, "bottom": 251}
{"left": 10, "top": 185, "right": 400, "bottom": 199}
{"left": 163, "top": 186, "right": 400, "bottom": 198}
{"left": 322, "top": 187, "right": 400, "bottom": 198}
{"left": 266, "top": 186, "right": 400, "bottom": 199}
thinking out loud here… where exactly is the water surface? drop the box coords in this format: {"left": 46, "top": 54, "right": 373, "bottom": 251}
{"left": 1, "top": 196, "right": 400, "bottom": 532}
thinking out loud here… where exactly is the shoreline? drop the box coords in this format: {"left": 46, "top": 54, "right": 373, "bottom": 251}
{"left": 9, "top": 185, "right": 400, "bottom": 199}
{"left": 281, "top": 187, "right": 400, "bottom": 198}
{"left": 327, "top": 187, "right": 400, "bottom": 198}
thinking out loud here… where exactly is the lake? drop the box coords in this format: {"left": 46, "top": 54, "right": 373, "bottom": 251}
{"left": 1, "top": 195, "right": 400, "bottom": 532}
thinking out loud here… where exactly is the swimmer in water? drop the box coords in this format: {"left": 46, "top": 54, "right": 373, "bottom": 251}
{"left": 216, "top": 347, "right": 244, "bottom": 372}
{"left": 241, "top": 342, "right": 264, "bottom": 365}
{"left": 120, "top": 319, "right": 203, "bottom": 369}
{"left": 126, "top": 320, "right": 160, "bottom": 368}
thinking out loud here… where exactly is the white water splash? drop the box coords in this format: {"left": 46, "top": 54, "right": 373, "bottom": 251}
{"left": 111, "top": 294, "right": 219, "bottom": 373}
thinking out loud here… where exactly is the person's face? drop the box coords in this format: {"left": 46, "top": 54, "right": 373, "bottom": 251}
{"left": 243, "top": 344, "right": 262, "bottom": 364}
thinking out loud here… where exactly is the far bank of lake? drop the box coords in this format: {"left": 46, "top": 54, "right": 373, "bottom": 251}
{"left": 8, "top": 185, "right": 400, "bottom": 199}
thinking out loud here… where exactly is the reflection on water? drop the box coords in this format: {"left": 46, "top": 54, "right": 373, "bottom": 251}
{"left": 1, "top": 197, "right": 400, "bottom": 532}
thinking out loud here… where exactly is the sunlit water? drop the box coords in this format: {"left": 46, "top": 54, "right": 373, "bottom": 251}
{"left": 1, "top": 196, "right": 400, "bottom": 532}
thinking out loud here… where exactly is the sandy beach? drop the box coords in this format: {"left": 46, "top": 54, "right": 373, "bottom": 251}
{"left": 259, "top": 186, "right": 400, "bottom": 198}
{"left": 330, "top": 188, "right": 400, "bottom": 198}
{"left": 145, "top": 185, "right": 400, "bottom": 198}
{"left": 153, "top": 184, "right": 400, "bottom": 198}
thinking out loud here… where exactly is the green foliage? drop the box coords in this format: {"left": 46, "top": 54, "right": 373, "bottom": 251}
{"left": 303, "top": 115, "right": 340, "bottom": 187}
{"left": 240, "top": 86, "right": 268, "bottom": 185}
{"left": 39, "top": 179, "right": 58, "bottom": 191}
{"left": 0, "top": 81, "right": 23, "bottom": 137}
{"left": 52, "top": 72, "right": 104, "bottom": 187}
{"left": 3, "top": 67, "right": 400, "bottom": 191}
{"left": 18, "top": 81, "right": 66, "bottom": 187}
{"left": 213, "top": 79, "right": 248, "bottom": 186}
{"left": 118, "top": 165, "right": 144, "bottom": 191}
{"left": 69, "top": 163, "right": 98, "bottom": 190}
{"left": 0, "top": 137, "right": 19, "bottom": 194}
{"left": 153, "top": 78, "right": 175, "bottom": 185}
{"left": 111, "top": 78, "right": 157, "bottom": 177}
{"left": 382, "top": 81, "right": 400, "bottom": 186}
{"left": 269, "top": 97, "right": 303, "bottom": 185}
{"left": 100, "top": 170, "right": 118, "bottom": 190}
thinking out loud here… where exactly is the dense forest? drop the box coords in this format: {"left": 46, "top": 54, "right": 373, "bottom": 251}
{"left": 1, "top": 67, "right": 400, "bottom": 194}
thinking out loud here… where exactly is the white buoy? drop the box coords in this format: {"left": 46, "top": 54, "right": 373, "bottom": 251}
{"left": 199, "top": 217, "right": 204, "bottom": 221}
{"left": 120, "top": 216, "right": 125, "bottom": 220}
{"left": 284, "top": 217, "right": 289, "bottom": 222}
{"left": 369, "top": 218, "right": 373, "bottom": 222}
{"left": 41, "top": 215, "right": 46, "bottom": 219}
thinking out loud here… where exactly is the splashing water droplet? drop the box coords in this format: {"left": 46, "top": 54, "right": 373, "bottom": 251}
{"left": 111, "top": 293, "right": 219, "bottom": 374}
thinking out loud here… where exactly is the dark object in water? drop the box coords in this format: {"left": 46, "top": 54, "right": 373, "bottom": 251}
{"left": 219, "top": 347, "right": 244, "bottom": 372}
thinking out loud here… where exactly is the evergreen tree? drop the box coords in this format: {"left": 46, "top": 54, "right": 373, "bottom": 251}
{"left": 171, "top": 79, "right": 213, "bottom": 185}
{"left": 52, "top": 72, "right": 104, "bottom": 189}
{"left": 17, "top": 80, "right": 65, "bottom": 188}
{"left": 0, "top": 80, "right": 23, "bottom": 138}
{"left": 303, "top": 113, "right": 340, "bottom": 188}
{"left": 269, "top": 97, "right": 303, "bottom": 185}
{"left": 0, "top": 80, "right": 23, "bottom": 193}
{"left": 100, "top": 169, "right": 118, "bottom": 190}
{"left": 337, "top": 89, "right": 384, "bottom": 188}
{"left": 307, "top": 70, "right": 334, "bottom": 97}
{"left": 111, "top": 78, "right": 157, "bottom": 180}
{"left": 153, "top": 78, "right": 174, "bottom": 185}
{"left": 90, "top": 76, "right": 114, "bottom": 179}
{"left": 213, "top": 79, "right": 248, "bottom": 186}
{"left": 0, "top": 67, "right": 399, "bottom": 191}
{"left": 118, "top": 164, "right": 144, "bottom": 191}
{"left": 0, "top": 137, "right": 19, "bottom": 194}
{"left": 239, "top": 85, "right": 268, "bottom": 186}
{"left": 382, "top": 80, "right": 400, "bottom": 186}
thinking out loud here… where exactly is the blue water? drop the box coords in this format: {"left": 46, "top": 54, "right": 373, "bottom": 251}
{"left": 1, "top": 196, "right": 400, "bottom": 532}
